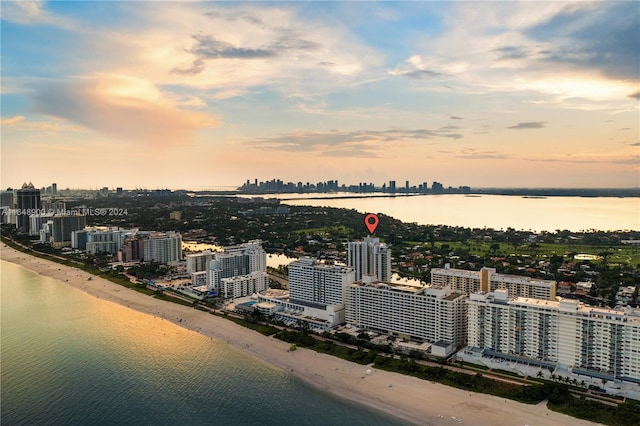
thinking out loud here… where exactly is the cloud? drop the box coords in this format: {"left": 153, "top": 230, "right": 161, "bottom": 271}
{"left": 29, "top": 75, "right": 220, "bottom": 145}
{"left": 524, "top": 2, "right": 640, "bottom": 81}
{"left": 628, "top": 142, "right": 640, "bottom": 147}
{"left": 248, "top": 127, "right": 463, "bottom": 155}
{"left": 455, "top": 148, "right": 511, "bottom": 160}
{"left": 1, "top": 1, "right": 76, "bottom": 29}
{"left": 611, "top": 156, "right": 640, "bottom": 165}
{"left": 158, "top": 5, "right": 374, "bottom": 89}
{"left": 388, "top": 55, "right": 461, "bottom": 80}
{"left": 173, "top": 29, "right": 324, "bottom": 77}
{"left": 507, "top": 122, "right": 546, "bottom": 130}
{"left": 1, "top": 116, "right": 26, "bottom": 126}
{"left": 186, "top": 34, "right": 276, "bottom": 60}
{"left": 0, "top": 115, "right": 82, "bottom": 132}
{"left": 492, "top": 46, "right": 532, "bottom": 60}
{"left": 628, "top": 91, "right": 640, "bottom": 100}
{"left": 392, "top": 2, "right": 638, "bottom": 108}
{"left": 450, "top": 116, "right": 464, "bottom": 120}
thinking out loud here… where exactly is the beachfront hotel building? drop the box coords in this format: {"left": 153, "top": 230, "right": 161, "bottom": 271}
{"left": 245, "top": 289, "right": 345, "bottom": 330}
{"left": 345, "top": 278, "right": 467, "bottom": 356}
{"left": 220, "top": 272, "right": 269, "bottom": 299}
{"left": 288, "top": 257, "right": 355, "bottom": 307}
{"left": 70, "top": 227, "right": 136, "bottom": 255}
{"left": 205, "top": 240, "right": 267, "bottom": 298}
{"left": 466, "top": 290, "right": 640, "bottom": 383}
{"left": 233, "top": 257, "right": 353, "bottom": 330}
{"left": 431, "top": 264, "right": 556, "bottom": 300}
{"left": 143, "top": 231, "right": 182, "bottom": 264}
{"left": 347, "top": 237, "right": 392, "bottom": 282}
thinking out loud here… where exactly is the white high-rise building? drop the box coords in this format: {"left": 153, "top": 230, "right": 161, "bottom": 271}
{"left": 347, "top": 237, "right": 392, "bottom": 282}
{"left": 143, "top": 231, "right": 182, "bottom": 263}
{"left": 345, "top": 278, "right": 467, "bottom": 351}
{"left": 289, "top": 257, "right": 355, "bottom": 307}
{"left": 467, "top": 290, "right": 640, "bottom": 383}
{"left": 83, "top": 227, "right": 132, "bottom": 255}
{"left": 220, "top": 272, "right": 268, "bottom": 299}
{"left": 206, "top": 240, "right": 267, "bottom": 297}
{"left": 431, "top": 264, "right": 556, "bottom": 300}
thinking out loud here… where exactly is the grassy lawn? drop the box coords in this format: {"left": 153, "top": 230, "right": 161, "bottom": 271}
{"left": 222, "top": 315, "right": 279, "bottom": 336}
{"left": 292, "top": 225, "right": 351, "bottom": 236}
{"left": 427, "top": 240, "right": 640, "bottom": 265}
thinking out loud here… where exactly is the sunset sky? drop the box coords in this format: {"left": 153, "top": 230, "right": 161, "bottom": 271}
{"left": 1, "top": 1, "right": 638, "bottom": 190}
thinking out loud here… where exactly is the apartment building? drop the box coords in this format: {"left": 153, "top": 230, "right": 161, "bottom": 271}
{"left": 467, "top": 290, "right": 640, "bottom": 383}
{"left": 143, "top": 231, "right": 182, "bottom": 263}
{"left": 347, "top": 237, "right": 392, "bottom": 282}
{"left": 288, "top": 257, "right": 355, "bottom": 307}
{"left": 345, "top": 277, "right": 467, "bottom": 354}
{"left": 431, "top": 264, "right": 556, "bottom": 300}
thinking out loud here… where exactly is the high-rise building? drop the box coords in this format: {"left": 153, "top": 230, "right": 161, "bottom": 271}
{"left": 50, "top": 214, "right": 87, "bottom": 248}
{"left": 220, "top": 272, "right": 268, "bottom": 299}
{"left": 186, "top": 250, "right": 214, "bottom": 274}
{"left": 466, "top": 290, "right": 640, "bottom": 383}
{"left": 431, "top": 264, "right": 556, "bottom": 300}
{"left": 16, "top": 182, "right": 41, "bottom": 233}
{"left": 347, "top": 237, "right": 392, "bottom": 282}
{"left": 345, "top": 278, "right": 467, "bottom": 354}
{"left": 29, "top": 212, "right": 55, "bottom": 236}
{"left": 51, "top": 183, "right": 57, "bottom": 195}
{"left": 206, "top": 240, "right": 266, "bottom": 296}
{"left": 78, "top": 227, "right": 132, "bottom": 255}
{"left": 0, "top": 190, "right": 15, "bottom": 225}
{"left": 118, "top": 236, "right": 145, "bottom": 262}
{"left": 1, "top": 190, "right": 14, "bottom": 208}
{"left": 288, "top": 257, "right": 355, "bottom": 307}
{"left": 143, "top": 231, "right": 182, "bottom": 263}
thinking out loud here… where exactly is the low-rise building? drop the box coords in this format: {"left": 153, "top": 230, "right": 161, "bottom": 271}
{"left": 255, "top": 288, "right": 345, "bottom": 330}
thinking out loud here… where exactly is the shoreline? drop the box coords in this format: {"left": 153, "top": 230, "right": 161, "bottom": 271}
{"left": 1, "top": 244, "right": 600, "bottom": 426}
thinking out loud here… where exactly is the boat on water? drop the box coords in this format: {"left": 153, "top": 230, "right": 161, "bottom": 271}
{"left": 522, "top": 196, "right": 547, "bottom": 199}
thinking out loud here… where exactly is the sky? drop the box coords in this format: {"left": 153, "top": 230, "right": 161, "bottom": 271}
{"left": 1, "top": 1, "right": 639, "bottom": 190}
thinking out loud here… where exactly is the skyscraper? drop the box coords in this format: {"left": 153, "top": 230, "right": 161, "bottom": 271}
{"left": 143, "top": 231, "right": 182, "bottom": 263}
{"left": 16, "top": 182, "right": 41, "bottom": 234}
{"left": 347, "top": 237, "right": 392, "bottom": 282}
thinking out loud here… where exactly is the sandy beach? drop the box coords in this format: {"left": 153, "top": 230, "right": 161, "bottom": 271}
{"left": 1, "top": 243, "right": 600, "bottom": 426}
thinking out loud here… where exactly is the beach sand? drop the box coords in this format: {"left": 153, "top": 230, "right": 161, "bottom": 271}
{"left": 1, "top": 244, "right": 600, "bottom": 426}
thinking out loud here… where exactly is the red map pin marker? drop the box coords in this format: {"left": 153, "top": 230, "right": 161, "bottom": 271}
{"left": 364, "top": 213, "right": 379, "bottom": 235}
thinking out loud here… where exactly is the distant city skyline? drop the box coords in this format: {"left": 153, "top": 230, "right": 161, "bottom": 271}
{"left": 1, "top": 1, "right": 638, "bottom": 189}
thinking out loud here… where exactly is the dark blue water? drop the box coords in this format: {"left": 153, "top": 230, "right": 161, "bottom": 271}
{"left": 1, "top": 260, "right": 406, "bottom": 425}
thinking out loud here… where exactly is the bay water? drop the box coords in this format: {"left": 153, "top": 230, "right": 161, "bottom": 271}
{"left": 0, "top": 260, "right": 405, "bottom": 425}
{"left": 270, "top": 194, "right": 639, "bottom": 232}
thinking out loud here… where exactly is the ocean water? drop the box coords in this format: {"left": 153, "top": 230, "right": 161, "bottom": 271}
{"left": 0, "top": 260, "right": 406, "bottom": 426}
